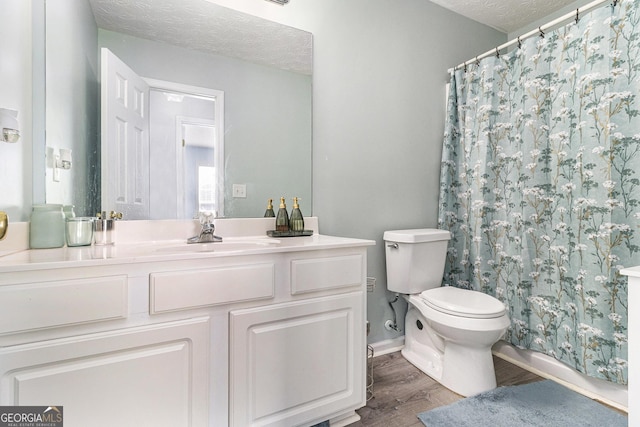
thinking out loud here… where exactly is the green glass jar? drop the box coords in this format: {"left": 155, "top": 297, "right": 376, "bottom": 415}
{"left": 30, "top": 204, "right": 66, "bottom": 249}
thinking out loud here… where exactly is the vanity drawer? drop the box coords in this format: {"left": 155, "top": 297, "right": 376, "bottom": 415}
{"left": 291, "top": 254, "right": 364, "bottom": 294}
{"left": 150, "top": 263, "right": 275, "bottom": 314}
{"left": 0, "top": 275, "right": 128, "bottom": 335}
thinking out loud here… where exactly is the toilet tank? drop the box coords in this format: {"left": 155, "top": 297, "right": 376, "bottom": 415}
{"left": 383, "top": 229, "right": 451, "bottom": 294}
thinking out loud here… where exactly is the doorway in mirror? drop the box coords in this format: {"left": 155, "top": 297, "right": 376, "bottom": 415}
{"left": 101, "top": 48, "right": 224, "bottom": 220}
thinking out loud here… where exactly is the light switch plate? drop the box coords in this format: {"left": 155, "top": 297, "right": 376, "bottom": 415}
{"left": 232, "top": 184, "right": 247, "bottom": 198}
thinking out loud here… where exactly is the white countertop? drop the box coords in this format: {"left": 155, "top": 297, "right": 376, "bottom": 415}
{"left": 0, "top": 217, "right": 375, "bottom": 273}
{"left": 0, "top": 234, "right": 375, "bottom": 273}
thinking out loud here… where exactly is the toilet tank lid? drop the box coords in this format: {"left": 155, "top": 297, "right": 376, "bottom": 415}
{"left": 383, "top": 229, "right": 451, "bottom": 243}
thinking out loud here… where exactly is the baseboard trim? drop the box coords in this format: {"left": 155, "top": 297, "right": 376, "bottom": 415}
{"left": 493, "top": 341, "right": 627, "bottom": 413}
{"left": 369, "top": 336, "right": 404, "bottom": 357}
{"left": 329, "top": 410, "right": 360, "bottom": 427}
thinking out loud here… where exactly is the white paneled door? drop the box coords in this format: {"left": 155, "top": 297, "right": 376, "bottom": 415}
{"left": 100, "top": 48, "right": 150, "bottom": 219}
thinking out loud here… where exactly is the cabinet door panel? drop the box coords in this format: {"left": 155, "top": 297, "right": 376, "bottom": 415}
{"left": 230, "top": 292, "right": 365, "bottom": 427}
{"left": 0, "top": 317, "right": 209, "bottom": 427}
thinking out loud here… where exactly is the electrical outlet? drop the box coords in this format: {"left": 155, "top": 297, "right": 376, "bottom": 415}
{"left": 232, "top": 184, "right": 247, "bottom": 198}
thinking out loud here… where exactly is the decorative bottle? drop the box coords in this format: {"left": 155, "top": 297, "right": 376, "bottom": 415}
{"left": 275, "top": 197, "right": 290, "bottom": 232}
{"left": 264, "top": 198, "right": 275, "bottom": 217}
{"left": 29, "top": 204, "right": 66, "bottom": 249}
{"left": 290, "top": 197, "right": 304, "bottom": 232}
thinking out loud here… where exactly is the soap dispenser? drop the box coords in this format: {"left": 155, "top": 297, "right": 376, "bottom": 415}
{"left": 290, "top": 197, "right": 304, "bottom": 232}
{"left": 264, "top": 198, "right": 275, "bottom": 217}
{"left": 275, "top": 197, "right": 290, "bottom": 232}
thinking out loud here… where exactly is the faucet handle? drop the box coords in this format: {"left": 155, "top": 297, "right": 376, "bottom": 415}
{"left": 197, "top": 211, "right": 216, "bottom": 225}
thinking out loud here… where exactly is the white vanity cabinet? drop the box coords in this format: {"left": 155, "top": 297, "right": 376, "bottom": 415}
{"left": 0, "top": 231, "right": 373, "bottom": 427}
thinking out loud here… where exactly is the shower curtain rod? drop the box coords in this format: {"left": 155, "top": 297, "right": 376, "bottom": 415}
{"left": 451, "top": 0, "right": 614, "bottom": 71}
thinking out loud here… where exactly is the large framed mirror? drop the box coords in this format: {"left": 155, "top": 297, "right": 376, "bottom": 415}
{"left": 43, "top": 0, "right": 312, "bottom": 220}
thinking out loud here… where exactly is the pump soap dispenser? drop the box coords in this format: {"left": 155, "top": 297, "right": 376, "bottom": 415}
{"left": 264, "top": 198, "right": 275, "bottom": 217}
{"left": 290, "top": 197, "right": 304, "bottom": 232}
{"left": 275, "top": 197, "right": 290, "bottom": 232}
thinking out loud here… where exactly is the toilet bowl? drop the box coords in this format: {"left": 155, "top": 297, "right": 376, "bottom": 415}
{"left": 402, "top": 287, "right": 510, "bottom": 396}
{"left": 383, "top": 229, "right": 510, "bottom": 397}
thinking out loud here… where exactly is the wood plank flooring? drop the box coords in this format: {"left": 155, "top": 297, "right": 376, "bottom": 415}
{"left": 350, "top": 351, "right": 542, "bottom": 427}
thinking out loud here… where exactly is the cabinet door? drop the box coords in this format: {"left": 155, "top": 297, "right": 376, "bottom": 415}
{"left": 0, "top": 317, "right": 209, "bottom": 427}
{"left": 230, "top": 291, "right": 365, "bottom": 427}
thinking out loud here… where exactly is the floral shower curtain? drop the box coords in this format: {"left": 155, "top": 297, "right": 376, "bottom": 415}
{"left": 438, "top": 0, "right": 640, "bottom": 385}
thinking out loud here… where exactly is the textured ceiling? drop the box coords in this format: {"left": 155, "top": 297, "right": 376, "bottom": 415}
{"left": 89, "top": 0, "right": 579, "bottom": 73}
{"left": 430, "top": 0, "right": 579, "bottom": 33}
{"left": 88, "top": 0, "right": 313, "bottom": 75}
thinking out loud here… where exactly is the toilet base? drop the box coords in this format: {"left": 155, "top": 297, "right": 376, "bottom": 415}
{"left": 440, "top": 341, "right": 497, "bottom": 396}
{"left": 402, "top": 305, "right": 499, "bottom": 397}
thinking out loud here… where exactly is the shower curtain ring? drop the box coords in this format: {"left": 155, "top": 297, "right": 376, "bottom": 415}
{"left": 517, "top": 36, "right": 522, "bottom": 49}
{"left": 575, "top": 8, "right": 580, "bottom": 24}
{"left": 475, "top": 56, "right": 480, "bottom": 66}
{"left": 495, "top": 47, "right": 500, "bottom": 58}
{"left": 539, "top": 26, "right": 545, "bottom": 38}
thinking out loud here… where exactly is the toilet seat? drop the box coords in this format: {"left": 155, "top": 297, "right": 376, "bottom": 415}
{"left": 420, "top": 286, "right": 505, "bottom": 319}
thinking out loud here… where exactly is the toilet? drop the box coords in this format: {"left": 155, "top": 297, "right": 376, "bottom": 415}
{"left": 383, "top": 228, "right": 510, "bottom": 397}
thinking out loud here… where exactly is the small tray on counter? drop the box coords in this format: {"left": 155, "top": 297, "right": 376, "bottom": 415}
{"left": 266, "top": 230, "right": 314, "bottom": 238}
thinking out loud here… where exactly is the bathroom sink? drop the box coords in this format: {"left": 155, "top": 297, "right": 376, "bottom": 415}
{"left": 154, "top": 239, "right": 279, "bottom": 254}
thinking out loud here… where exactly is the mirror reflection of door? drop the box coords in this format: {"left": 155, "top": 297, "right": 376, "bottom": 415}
{"left": 101, "top": 48, "right": 150, "bottom": 219}
{"left": 101, "top": 48, "right": 224, "bottom": 220}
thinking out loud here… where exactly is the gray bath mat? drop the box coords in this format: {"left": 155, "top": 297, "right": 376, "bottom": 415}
{"left": 418, "top": 380, "right": 627, "bottom": 426}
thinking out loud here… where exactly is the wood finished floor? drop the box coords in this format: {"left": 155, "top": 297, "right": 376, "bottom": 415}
{"left": 350, "top": 351, "right": 543, "bottom": 427}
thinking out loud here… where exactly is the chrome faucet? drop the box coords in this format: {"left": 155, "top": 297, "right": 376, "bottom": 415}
{"left": 188, "top": 211, "right": 223, "bottom": 244}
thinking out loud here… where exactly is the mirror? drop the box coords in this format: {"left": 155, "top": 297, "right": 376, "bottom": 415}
{"left": 44, "top": 0, "right": 312, "bottom": 219}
